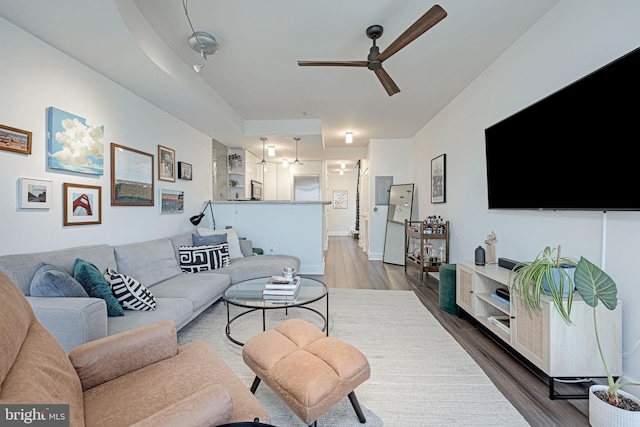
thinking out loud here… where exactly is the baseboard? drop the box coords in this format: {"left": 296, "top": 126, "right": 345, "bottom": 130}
{"left": 298, "top": 264, "right": 325, "bottom": 275}
{"left": 327, "top": 231, "right": 350, "bottom": 236}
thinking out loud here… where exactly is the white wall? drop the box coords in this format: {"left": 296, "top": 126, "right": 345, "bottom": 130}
{"left": 327, "top": 171, "right": 358, "bottom": 236}
{"left": 412, "top": 0, "right": 640, "bottom": 396}
{"left": 0, "top": 17, "right": 212, "bottom": 255}
{"left": 368, "top": 138, "right": 413, "bottom": 260}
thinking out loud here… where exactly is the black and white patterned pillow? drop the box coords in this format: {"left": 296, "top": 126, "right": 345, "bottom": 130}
{"left": 179, "top": 243, "right": 230, "bottom": 273}
{"left": 104, "top": 268, "right": 156, "bottom": 311}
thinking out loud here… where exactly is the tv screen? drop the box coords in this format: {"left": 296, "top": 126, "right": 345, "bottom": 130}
{"left": 485, "top": 46, "right": 640, "bottom": 210}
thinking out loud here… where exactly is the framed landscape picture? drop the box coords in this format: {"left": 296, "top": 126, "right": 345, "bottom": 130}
{"left": 0, "top": 124, "right": 32, "bottom": 155}
{"left": 47, "top": 107, "right": 104, "bottom": 175}
{"left": 111, "top": 143, "right": 154, "bottom": 206}
{"left": 158, "top": 145, "right": 176, "bottom": 182}
{"left": 18, "top": 178, "right": 52, "bottom": 209}
{"left": 431, "top": 154, "right": 446, "bottom": 204}
{"left": 63, "top": 183, "right": 101, "bottom": 226}
{"left": 160, "top": 189, "right": 184, "bottom": 214}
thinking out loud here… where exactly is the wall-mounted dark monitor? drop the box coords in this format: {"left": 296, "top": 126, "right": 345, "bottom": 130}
{"left": 485, "top": 46, "right": 640, "bottom": 210}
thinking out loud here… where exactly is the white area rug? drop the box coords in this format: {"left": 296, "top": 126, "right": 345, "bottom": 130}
{"left": 177, "top": 288, "right": 530, "bottom": 426}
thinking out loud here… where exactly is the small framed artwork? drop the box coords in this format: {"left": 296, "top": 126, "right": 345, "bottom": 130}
{"left": 63, "top": 183, "right": 102, "bottom": 226}
{"left": 47, "top": 107, "right": 104, "bottom": 175}
{"left": 158, "top": 145, "right": 176, "bottom": 182}
{"left": 431, "top": 154, "right": 446, "bottom": 204}
{"left": 111, "top": 143, "right": 154, "bottom": 206}
{"left": 18, "top": 178, "right": 52, "bottom": 209}
{"left": 333, "top": 190, "right": 348, "bottom": 209}
{"left": 0, "top": 124, "right": 32, "bottom": 155}
{"left": 160, "top": 189, "right": 184, "bottom": 214}
{"left": 178, "top": 161, "right": 192, "bottom": 180}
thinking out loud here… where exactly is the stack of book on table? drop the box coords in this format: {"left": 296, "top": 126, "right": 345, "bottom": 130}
{"left": 263, "top": 276, "right": 301, "bottom": 303}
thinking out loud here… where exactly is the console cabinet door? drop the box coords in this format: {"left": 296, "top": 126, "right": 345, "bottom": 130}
{"left": 456, "top": 266, "right": 474, "bottom": 313}
{"left": 512, "top": 297, "right": 548, "bottom": 371}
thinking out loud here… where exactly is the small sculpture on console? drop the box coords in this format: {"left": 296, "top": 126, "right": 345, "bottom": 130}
{"left": 485, "top": 231, "right": 498, "bottom": 264}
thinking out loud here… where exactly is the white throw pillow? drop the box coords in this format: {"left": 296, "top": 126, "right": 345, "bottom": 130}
{"left": 197, "top": 227, "right": 244, "bottom": 259}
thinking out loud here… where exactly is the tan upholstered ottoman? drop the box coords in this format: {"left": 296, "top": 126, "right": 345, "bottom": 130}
{"left": 242, "top": 318, "right": 371, "bottom": 427}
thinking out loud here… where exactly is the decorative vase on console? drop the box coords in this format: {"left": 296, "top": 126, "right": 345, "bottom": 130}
{"left": 485, "top": 231, "right": 497, "bottom": 264}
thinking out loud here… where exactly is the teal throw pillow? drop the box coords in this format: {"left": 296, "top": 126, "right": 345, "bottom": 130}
{"left": 73, "top": 258, "right": 124, "bottom": 317}
{"left": 192, "top": 233, "right": 227, "bottom": 246}
{"left": 30, "top": 262, "right": 89, "bottom": 297}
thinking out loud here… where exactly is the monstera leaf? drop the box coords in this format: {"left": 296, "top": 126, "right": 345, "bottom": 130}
{"left": 573, "top": 257, "right": 617, "bottom": 310}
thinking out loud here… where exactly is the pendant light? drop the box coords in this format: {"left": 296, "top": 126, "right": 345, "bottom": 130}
{"left": 292, "top": 137, "right": 304, "bottom": 166}
{"left": 258, "top": 137, "right": 268, "bottom": 165}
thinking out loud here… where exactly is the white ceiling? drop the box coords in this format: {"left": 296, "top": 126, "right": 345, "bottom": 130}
{"left": 0, "top": 0, "right": 558, "bottom": 172}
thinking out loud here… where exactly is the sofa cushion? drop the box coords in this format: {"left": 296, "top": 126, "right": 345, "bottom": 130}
{"left": 197, "top": 227, "right": 244, "bottom": 259}
{"left": 30, "top": 262, "right": 89, "bottom": 297}
{"left": 104, "top": 268, "right": 156, "bottom": 311}
{"left": 106, "top": 298, "right": 194, "bottom": 336}
{"left": 0, "top": 244, "right": 116, "bottom": 296}
{"left": 149, "top": 272, "right": 230, "bottom": 312}
{"left": 179, "top": 244, "right": 230, "bottom": 273}
{"left": 73, "top": 258, "right": 124, "bottom": 317}
{"left": 114, "top": 238, "right": 183, "bottom": 288}
{"left": 192, "top": 232, "right": 227, "bottom": 246}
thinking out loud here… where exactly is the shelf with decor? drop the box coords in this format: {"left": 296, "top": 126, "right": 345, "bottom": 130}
{"left": 404, "top": 219, "right": 449, "bottom": 283}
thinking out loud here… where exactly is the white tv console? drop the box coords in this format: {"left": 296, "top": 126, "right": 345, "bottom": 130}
{"left": 456, "top": 261, "right": 622, "bottom": 399}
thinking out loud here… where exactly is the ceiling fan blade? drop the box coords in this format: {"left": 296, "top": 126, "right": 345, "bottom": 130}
{"left": 377, "top": 4, "right": 447, "bottom": 63}
{"left": 374, "top": 67, "right": 400, "bottom": 96}
{"left": 297, "top": 60, "right": 368, "bottom": 67}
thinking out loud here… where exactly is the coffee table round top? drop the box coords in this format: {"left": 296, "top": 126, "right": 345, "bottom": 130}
{"left": 223, "top": 276, "right": 327, "bottom": 308}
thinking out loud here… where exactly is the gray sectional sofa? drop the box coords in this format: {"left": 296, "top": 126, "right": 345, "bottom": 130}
{"left": 0, "top": 231, "right": 300, "bottom": 352}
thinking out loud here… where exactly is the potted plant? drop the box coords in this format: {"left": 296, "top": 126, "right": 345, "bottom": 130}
{"left": 572, "top": 257, "right": 640, "bottom": 426}
{"left": 512, "top": 247, "right": 640, "bottom": 425}
{"left": 510, "top": 246, "right": 577, "bottom": 324}
{"left": 228, "top": 153, "right": 242, "bottom": 169}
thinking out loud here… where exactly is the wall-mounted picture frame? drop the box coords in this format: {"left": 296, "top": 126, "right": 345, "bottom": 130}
{"left": 431, "top": 153, "right": 446, "bottom": 204}
{"left": 178, "top": 161, "right": 192, "bottom": 180}
{"left": 47, "top": 107, "right": 104, "bottom": 175}
{"left": 158, "top": 145, "right": 176, "bottom": 182}
{"left": 111, "top": 143, "right": 154, "bottom": 206}
{"left": 1, "top": 124, "right": 32, "bottom": 155}
{"left": 18, "top": 178, "right": 52, "bottom": 209}
{"left": 160, "top": 189, "right": 184, "bottom": 214}
{"left": 333, "top": 190, "right": 348, "bottom": 209}
{"left": 63, "top": 183, "right": 101, "bottom": 226}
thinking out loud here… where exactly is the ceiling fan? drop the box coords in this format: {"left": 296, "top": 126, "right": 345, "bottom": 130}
{"left": 297, "top": 4, "right": 447, "bottom": 96}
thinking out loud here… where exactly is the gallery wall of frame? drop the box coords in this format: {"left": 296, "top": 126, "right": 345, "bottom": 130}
{"left": 5, "top": 108, "right": 196, "bottom": 228}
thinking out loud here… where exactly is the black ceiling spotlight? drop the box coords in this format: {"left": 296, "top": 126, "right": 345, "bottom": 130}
{"left": 190, "top": 200, "right": 216, "bottom": 229}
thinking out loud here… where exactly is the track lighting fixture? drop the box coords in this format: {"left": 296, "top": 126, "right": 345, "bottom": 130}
{"left": 184, "top": 1, "right": 219, "bottom": 73}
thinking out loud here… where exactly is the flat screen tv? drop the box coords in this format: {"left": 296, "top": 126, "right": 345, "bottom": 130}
{"left": 485, "top": 46, "right": 640, "bottom": 210}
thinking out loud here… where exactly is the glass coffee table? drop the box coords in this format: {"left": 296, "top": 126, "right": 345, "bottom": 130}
{"left": 223, "top": 276, "right": 328, "bottom": 346}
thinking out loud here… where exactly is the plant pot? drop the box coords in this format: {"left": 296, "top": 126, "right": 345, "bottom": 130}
{"left": 541, "top": 265, "right": 575, "bottom": 297}
{"left": 589, "top": 385, "right": 640, "bottom": 426}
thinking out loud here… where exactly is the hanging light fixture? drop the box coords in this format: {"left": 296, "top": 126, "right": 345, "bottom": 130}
{"left": 340, "top": 170, "right": 344, "bottom": 176}
{"left": 267, "top": 146, "right": 275, "bottom": 157}
{"left": 292, "top": 137, "right": 304, "bottom": 166}
{"left": 341, "top": 162, "right": 346, "bottom": 169}
{"left": 258, "top": 137, "right": 268, "bottom": 165}
{"left": 184, "top": 0, "right": 219, "bottom": 73}
{"left": 345, "top": 132, "right": 353, "bottom": 144}
{"left": 282, "top": 159, "right": 289, "bottom": 168}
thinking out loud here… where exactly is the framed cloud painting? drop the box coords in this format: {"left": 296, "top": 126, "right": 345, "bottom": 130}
{"left": 47, "top": 107, "right": 104, "bottom": 175}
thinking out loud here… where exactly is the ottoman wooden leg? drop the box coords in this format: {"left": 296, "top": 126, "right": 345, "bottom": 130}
{"left": 250, "top": 376, "right": 261, "bottom": 394}
{"left": 348, "top": 391, "right": 366, "bottom": 423}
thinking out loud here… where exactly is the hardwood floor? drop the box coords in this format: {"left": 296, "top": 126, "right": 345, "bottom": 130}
{"left": 317, "top": 236, "right": 590, "bottom": 427}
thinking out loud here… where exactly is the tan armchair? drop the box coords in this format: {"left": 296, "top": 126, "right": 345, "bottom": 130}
{"left": 0, "top": 270, "right": 268, "bottom": 426}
